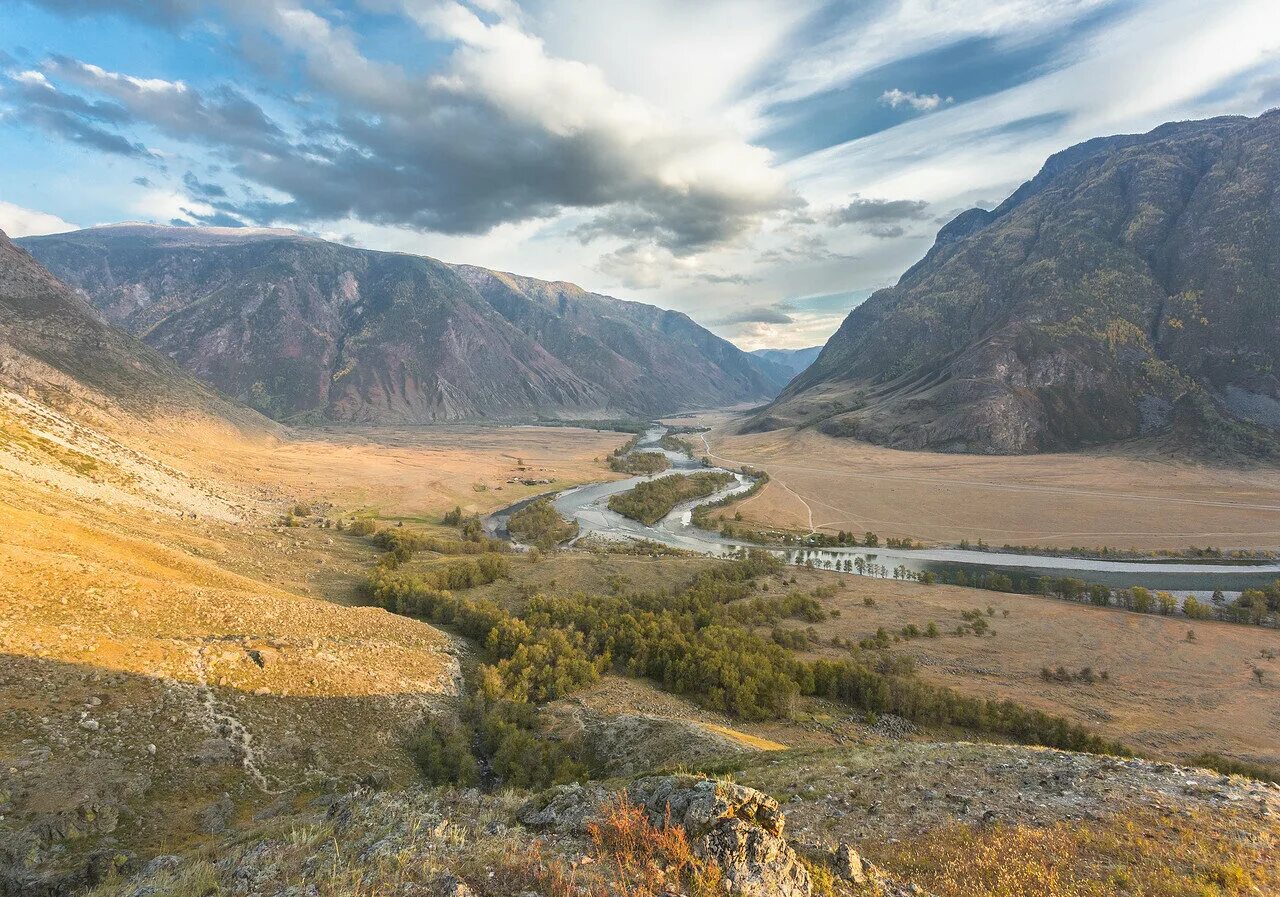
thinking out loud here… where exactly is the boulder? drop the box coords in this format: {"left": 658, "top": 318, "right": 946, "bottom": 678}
{"left": 629, "top": 776, "right": 809, "bottom": 897}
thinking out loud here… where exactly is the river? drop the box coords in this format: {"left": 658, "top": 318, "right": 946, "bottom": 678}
{"left": 489, "top": 426, "right": 1280, "bottom": 597}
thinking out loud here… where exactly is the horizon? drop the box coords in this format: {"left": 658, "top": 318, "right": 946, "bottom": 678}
{"left": 2, "top": 0, "right": 1278, "bottom": 350}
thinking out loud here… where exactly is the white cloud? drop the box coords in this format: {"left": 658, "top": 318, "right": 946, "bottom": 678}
{"left": 879, "top": 88, "right": 952, "bottom": 112}
{"left": 0, "top": 200, "right": 78, "bottom": 237}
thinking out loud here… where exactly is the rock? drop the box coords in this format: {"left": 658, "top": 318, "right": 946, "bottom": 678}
{"left": 201, "top": 796, "right": 235, "bottom": 834}
{"left": 832, "top": 843, "right": 868, "bottom": 884}
{"left": 141, "top": 855, "right": 182, "bottom": 877}
{"left": 628, "top": 776, "right": 785, "bottom": 839}
{"left": 433, "top": 872, "right": 474, "bottom": 897}
{"left": 517, "top": 783, "right": 609, "bottom": 834}
{"left": 629, "top": 776, "right": 808, "bottom": 897}
{"left": 701, "top": 816, "right": 811, "bottom": 897}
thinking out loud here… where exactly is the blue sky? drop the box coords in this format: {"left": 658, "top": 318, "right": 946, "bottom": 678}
{"left": 2, "top": 0, "right": 1279, "bottom": 348}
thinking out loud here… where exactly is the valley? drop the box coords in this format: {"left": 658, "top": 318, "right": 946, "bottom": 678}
{"left": 3, "top": 70, "right": 1280, "bottom": 894}
{"left": 697, "top": 412, "right": 1280, "bottom": 552}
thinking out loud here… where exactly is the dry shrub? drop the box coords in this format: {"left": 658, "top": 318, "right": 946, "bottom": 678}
{"left": 511, "top": 794, "right": 722, "bottom": 897}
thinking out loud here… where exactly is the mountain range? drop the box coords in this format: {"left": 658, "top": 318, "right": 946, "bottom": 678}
{"left": 755, "top": 111, "right": 1280, "bottom": 456}
{"left": 749, "top": 346, "right": 823, "bottom": 378}
{"left": 19, "top": 225, "right": 787, "bottom": 425}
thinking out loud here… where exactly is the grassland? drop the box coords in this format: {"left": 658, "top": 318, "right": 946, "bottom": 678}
{"left": 456, "top": 549, "right": 1280, "bottom": 769}
{"left": 772, "top": 569, "right": 1280, "bottom": 767}
{"left": 686, "top": 412, "right": 1280, "bottom": 551}
{"left": 0, "top": 384, "right": 630, "bottom": 889}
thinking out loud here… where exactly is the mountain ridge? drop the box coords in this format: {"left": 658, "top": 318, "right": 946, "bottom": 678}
{"left": 753, "top": 111, "right": 1280, "bottom": 456}
{"left": 19, "top": 225, "right": 788, "bottom": 425}
{"left": 0, "top": 226, "right": 268, "bottom": 428}
{"left": 749, "top": 346, "right": 823, "bottom": 378}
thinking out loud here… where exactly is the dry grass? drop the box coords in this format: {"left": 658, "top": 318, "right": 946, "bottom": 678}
{"left": 871, "top": 807, "right": 1278, "bottom": 897}
{"left": 783, "top": 570, "right": 1280, "bottom": 766}
{"left": 534, "top": 794, "right": 723, "bottom": 897}
{"left": 0, "top": 379, "right": 627, "bottom": 879}
{"left": 157, "top": 420, "right": 628, "bottom": 519}
{"left": 693, "top": 413, "right": 1280, "bottom": 551}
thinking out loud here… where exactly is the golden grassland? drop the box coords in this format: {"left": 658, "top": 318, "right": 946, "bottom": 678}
{"left": 781, "top": 569, "right": 1280, "bottom": 767}
{"left": 0, "top": 384, "right": 631, "bottom": 871}
{"left": 468, "top": 548, "right": 1280, "bottom": 769}
{"left": 871, "top": 807, "right": 1278, "bottom": 897}
{"left": 684, "top": 412, "right": 1280, "bottom": 551}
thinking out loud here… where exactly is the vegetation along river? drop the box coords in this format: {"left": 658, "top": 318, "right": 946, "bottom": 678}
{"left": 489, "top": 426, "right": 1280, "bottom": 596}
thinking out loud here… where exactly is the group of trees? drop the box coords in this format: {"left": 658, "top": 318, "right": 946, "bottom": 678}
{"left": 978, "top": 541, "right": 1275, "bottom": 563}
{"left": 609, "top": 472, "right": 735, "bottom": 525}
{"left": 610, "top": 451, "right": 672, "bottom": 475}
{"left": 658, "top": 433, "right": 697, "bottom": 457}
{"left": 371, "top": 544, "right": 1126, "bottom": 789}
{"left": 507, "top": 498, "right": 579, "bottom": 550}
{"left": 925, "top": 567, "right": 1280, "bottom": 628}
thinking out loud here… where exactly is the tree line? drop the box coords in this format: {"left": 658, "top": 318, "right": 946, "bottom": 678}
{"left": 357, "top": 537, "right": 1125, "bottom": 790}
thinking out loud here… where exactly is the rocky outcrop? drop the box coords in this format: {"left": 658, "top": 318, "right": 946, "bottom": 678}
{"left": 756, "top": 111, "right": 1280, "bottom": 456}
{"left": 522, "top": 775, "right": 813, "bottom": 897}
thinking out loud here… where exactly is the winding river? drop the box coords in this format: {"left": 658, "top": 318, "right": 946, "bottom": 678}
{"left": 491, "top": 426, "right": 1280, "bottom": 596}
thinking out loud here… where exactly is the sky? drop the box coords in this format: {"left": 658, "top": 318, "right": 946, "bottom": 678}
{"left": 2, "top": 1, "right": 1279, "bottom": 349}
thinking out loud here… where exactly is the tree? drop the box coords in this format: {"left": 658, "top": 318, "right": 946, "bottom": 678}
{"left": 1156, "top": 592, "right": 1178, "bottom": 615}
{"left": 1183, "top": 596, "right": 1211, "bottom": 620}
{"left": 1131, "top": 586, "right": 1154, "bottom": 614}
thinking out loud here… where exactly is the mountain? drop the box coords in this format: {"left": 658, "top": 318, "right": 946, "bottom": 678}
{"left": 749, "top": 346, "right": 823, "bottom": 378}
{"left": 19, "top": 225, "right": 788, "bottom": 424}
{"left": 753, "top": 112, "right": 1280, "bottom": 456}
{"left": 0, "top": 226, "right": 255, "bottom": 422}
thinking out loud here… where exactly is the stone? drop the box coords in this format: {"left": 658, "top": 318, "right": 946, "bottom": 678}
{"left": 433, "top": 873, "right": 474, "bottom": 897}
{"left": 832, "top": 843, "right": 868, "bottom": 884}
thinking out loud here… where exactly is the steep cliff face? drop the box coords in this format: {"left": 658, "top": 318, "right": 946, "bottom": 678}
{"left": 755, "top": 112, "right": 1280, "bottom": 456}
{"left": 21, "top": 225, "right": 787, "bottom": 424}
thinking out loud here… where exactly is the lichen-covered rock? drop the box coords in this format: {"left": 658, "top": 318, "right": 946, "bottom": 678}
{"left": 516, "top": 782, "right": 609, "bottom": 834}
{"left": 628, "top": 776, "right": 809, "bottom": 897}
{"left": 628, "top": 775, "right": 785, "bottom": 839}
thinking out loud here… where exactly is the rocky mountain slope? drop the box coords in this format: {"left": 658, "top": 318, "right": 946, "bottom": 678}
{"left": 19, "top": 225, "right": 787, "bottom": 424}
{"left": 0, "top": 228, "right": 258, "bottom": 425}
{"left": 754, "top": 111, "right": 1280, "bottom": 455}
{"left": 750, "top": 346, "right": 823, "bottom": 378}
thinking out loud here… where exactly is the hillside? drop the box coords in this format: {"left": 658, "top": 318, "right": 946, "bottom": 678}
{"left": 0, "top": 228, "right": 260, "bottom": 426}
{"left": 19, "top": 225, "right": 787, "bottom": 425}
{"left": 0, "top": 230, "right": 633, "bottom": 894}
{"left": 750, "top": 345, "right": 823, "bottom": 378}
{"left": 754, "top": 112, "right": 1280, "bottom": 455}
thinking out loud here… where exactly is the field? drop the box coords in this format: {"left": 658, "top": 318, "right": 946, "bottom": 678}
{"left": 691, "top": 413, "right": 1280, "bottom": 551}
{"left": 780, "top": 569, "right": 1280, "bottom": 767}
